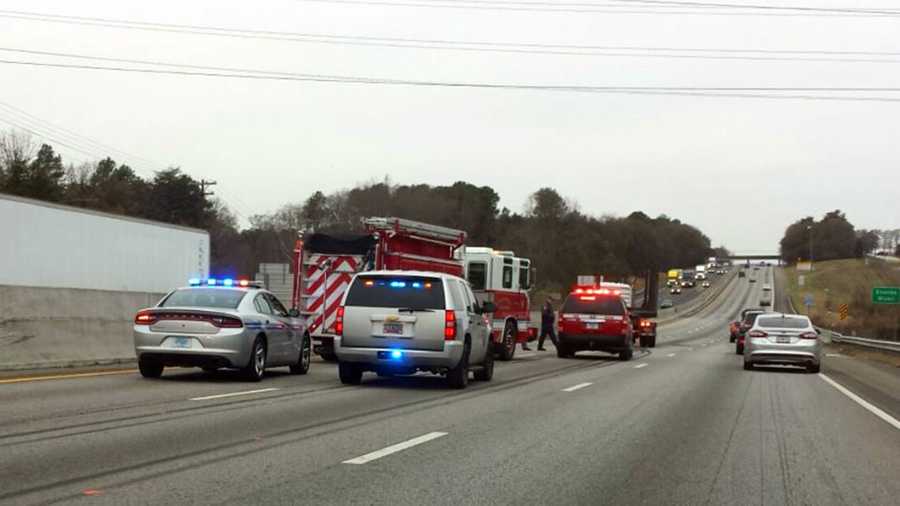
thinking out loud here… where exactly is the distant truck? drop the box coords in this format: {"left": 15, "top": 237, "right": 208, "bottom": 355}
{"left": 666, "top": 269, "right": 681, "bottom": 287}
{"left": 680, "top": 270, "right": 697, "bottom": 288}
{"left": 695, "top": 264, "right": 707, "bottom": 280}
{"left": 291, "top": 217, "right": 466, "bottom": 361}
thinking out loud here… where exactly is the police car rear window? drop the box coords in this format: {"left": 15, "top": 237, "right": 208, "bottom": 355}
{"left": 160, "top": 289, "right": 246, "bottom": 309}
{"left": 561, "top": 296, "right": 625, "bottom": 315}
{"left": 345, "top": 276, "right": 446, "bottom": 309}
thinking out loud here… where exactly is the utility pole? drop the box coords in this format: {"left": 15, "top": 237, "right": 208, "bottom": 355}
{"left": 200, "top": 179, "right": 217, "bottom": 198}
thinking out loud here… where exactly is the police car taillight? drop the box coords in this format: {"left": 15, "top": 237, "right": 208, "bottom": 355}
{"left": 134, "top": 310, "right": 157, "bottom": 325}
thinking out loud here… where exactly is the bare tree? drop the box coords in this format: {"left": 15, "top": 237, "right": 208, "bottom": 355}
{"left": 0, "top": 130, "right": 35, "bottom": 190}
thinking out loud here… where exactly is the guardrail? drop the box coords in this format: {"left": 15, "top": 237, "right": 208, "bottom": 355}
{"left": 826, "top": 331, "right": 900, "bottom": 354}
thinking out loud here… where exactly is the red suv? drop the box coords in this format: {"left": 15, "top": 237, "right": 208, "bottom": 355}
{"left": 556, "top": 288, "right": 634, "bottom": 361}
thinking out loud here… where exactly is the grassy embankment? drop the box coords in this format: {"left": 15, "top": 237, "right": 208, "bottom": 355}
{"left": 782, "top": 258, "right": 900, "bottom": 339}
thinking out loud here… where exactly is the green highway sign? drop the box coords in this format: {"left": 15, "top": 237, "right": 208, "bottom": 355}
{"left": 872, "top": 287, "right": 900, "bottom": 304}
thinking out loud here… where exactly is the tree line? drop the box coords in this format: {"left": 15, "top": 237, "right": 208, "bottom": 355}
{"left": 779, "top": 210, "right": 884, "bottom": 263}
{"left": 2, "top": 130, "right": 717, "bottom": 292}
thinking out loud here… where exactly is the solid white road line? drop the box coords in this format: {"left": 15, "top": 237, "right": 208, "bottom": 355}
{"left": 517, "top": 352, "right": 536, "bottom": 358}
{"left": 819, "top": 374, "right": 900, "bottom": 431}
{"left": 666, "top": 353, "right": 677, "bottom": 357}
{"left": 189, "top": 388, "right": 280, "bottom": 401}
{"left": 343, "top": 432, "right": 449, "bottom": 464}
{"left": 562, "top": 382, "right": 592, "bottom": 392}
{"left": 634, "top": 363, "right": 648, "bottom": 369}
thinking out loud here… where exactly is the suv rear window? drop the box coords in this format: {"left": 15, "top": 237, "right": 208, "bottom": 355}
{"left": 160, "top": 288, "right": 246, "bottom": 309}
{"left": 345, "top": 276, "right": 446, "bottom": 309}
{"left": 757, "top": 316, "right": 810, "bottom": 329}
{"left": 561, "top": 295, "right": 625, "bottom": 315}
{"left": 743, "top": 312, "right": 765, "bottom": 325}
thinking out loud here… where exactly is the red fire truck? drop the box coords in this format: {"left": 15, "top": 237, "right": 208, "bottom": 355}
{"left": 291, "top": 217, "right": 466, "bottom": 361}
{"left": 462, "top": 248, "right": 537, "bottom": 360}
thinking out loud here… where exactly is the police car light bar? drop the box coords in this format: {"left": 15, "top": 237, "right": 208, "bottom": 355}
{"left": 189, "top": 278, "right": 260, "bottom": 288}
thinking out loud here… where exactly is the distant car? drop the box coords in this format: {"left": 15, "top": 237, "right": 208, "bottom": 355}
{"left": 702, "top": 281, "right": 711, "bottom": 288}
{"left": 730, "top": 307, "right": 761, "bottom": 343}
{"left": 738, "top": 271, "right": 746, "bottom": 278}
{"left": 749, "top": 277, "right": 757, "bottom": 283}
{"left": 670, "top": 287, "right": 682, "bottom": 295}
{"left": 660, "top": 299, "right": 674, "bottom": 309}
{"left": 736, "top": 310, "right": 768, "bottom": 354}
{"left": 556, "top": 288, "right": 634, "bottom": 360}
{"left": 133, "top": 280, "right": 310, "bottom": 381}
{"left": 335, "top": 271, "right": 494, "bottom": 389}
{"left": 744, "top": 314, "right": 821, "bottom": 373}
{"left": 762, "top": 284, "right": 772, "bottom": 292}
{"left": 760, "top": 298, "right": 771, "bottom": 307}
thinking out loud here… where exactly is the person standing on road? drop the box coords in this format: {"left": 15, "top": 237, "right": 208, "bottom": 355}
{"left": 538, "top": 298, "right": 559, "bottom": 351}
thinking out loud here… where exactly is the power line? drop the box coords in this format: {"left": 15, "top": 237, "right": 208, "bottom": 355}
{"left": 4, "top": 10, "right": 899, "bottom": 63}
{"left": 4, "top": 57, "right": 900, "bottom": 102}
{"left": 294, "top": 0, "right": 900, "bottom": 16}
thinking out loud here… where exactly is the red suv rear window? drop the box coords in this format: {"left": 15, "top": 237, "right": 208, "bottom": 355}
{"left": 561, "top": 295, "right": 625, "bottom": 315}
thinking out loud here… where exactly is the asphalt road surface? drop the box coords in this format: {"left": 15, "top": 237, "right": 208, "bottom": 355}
{"left": 1, "top": 271, "right": 898, "bottom": 505}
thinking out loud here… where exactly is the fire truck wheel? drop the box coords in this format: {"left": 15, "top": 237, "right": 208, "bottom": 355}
{"left": 446, "top": 341, "right": 471, "bottom": 389}
{"left": 473, "top": 345, "right": 494, "bottom": 381}
{"left": 339, "top": 362, "right": 363, "bottom": 385}
{"left": 496, "top": 321, "right": 517, "bottom": 361}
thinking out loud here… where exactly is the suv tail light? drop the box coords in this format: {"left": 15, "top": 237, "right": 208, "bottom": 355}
{"left": 747, "top": 330, "right": 768, "bottom": 338}
{"left": 444, "top": 310, "right": 457, "bottom": 340}
{"left": 134, "top": 310, "right": 157, "bottom": 325}
{"left": 335, "top": 306, "right": 345, "bottom": 336}
{"left": 799, "top": 331, "right": 818, "bottom": 339}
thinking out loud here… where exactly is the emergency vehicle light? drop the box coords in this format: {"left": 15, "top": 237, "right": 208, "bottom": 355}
{"left": 207, "top": 279, "right": 217, "bottom": 286}
{"left": 188, "top": 278, "right": 201, "bottom": 286}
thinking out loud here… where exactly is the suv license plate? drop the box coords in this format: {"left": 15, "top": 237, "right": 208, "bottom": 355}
{"left": 383, "top": 323, "right": 404, "bottom": 335}
{"left": 586, "top": 323, "right": 599, "bottom": 330}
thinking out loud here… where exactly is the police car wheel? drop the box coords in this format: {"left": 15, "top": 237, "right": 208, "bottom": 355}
{"left": 290, "top": 334, "right": 311, "bottom": 375}
{"left": 139, "top": 359, "right": 164, "bottom": 378}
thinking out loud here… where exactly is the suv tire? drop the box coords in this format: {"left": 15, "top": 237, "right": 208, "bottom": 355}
{"left": 556, "top": 342, "right": 574, "bottom": 358}
{"left": 640, "top": 335, "right": 656, "bottom": 348}
{"left": 338, "top": 362, "right": 363, "bottom": 385}
{"left": 619, "top": 348, "right": 633, "bottom": 361}
{"left": 139, "top": 358, "right": 164, "bottom": 378}
{"left": 473, "top": 343, "right": 494, "bottom": 381}
{"left": 447, "top": 342, "right": 470, "bottom": 389}
{"left": 496, "top": 321, "right": 517, "bottom": 361}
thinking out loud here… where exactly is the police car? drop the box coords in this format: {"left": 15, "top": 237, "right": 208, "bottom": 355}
{"left": 133, "top": 278, "right": 310, "bottom": 381}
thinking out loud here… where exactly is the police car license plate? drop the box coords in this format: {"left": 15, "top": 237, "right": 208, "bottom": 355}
{"left": 171, "top": 337, "right": 192, "bottom": 349}
{"left": 383, "top": 323, "right": 404, "bottom": 335}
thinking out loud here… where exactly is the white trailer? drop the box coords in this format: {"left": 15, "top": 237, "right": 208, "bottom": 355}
{"left": 0, "top": 193, "right": 209, "bottom": 293}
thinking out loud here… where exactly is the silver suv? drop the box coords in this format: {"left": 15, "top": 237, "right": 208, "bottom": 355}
{"left": 334, "top": 271, "right": 495, "bottom": 389}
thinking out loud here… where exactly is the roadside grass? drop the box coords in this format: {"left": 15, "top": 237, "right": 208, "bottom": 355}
{"left": 783, "top": 259, "right": 900, "bottom": 340}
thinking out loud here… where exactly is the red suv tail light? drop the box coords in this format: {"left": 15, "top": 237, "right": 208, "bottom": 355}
{"left": 134, "top": 310, "right": 157, "bottom": 325}
{"left": 799, "top": 331, "right": 818, "bottom": 339}
{"left": 747, "top": 330, "right": 768, "bottom": 338}
{"left": 335, "top": 306, "right": 345, "bottom": 336}
{"left": 444, "top": 310, "right": 457, "bottom": 340}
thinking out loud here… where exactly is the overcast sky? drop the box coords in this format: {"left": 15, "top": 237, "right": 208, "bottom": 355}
{"left": 2, "top": 0, "right": 899, "bottom": 253}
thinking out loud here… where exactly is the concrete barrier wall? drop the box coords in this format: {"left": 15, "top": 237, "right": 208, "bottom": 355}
{"left": 0, "top": 285, "right": 162, "bottom": 370}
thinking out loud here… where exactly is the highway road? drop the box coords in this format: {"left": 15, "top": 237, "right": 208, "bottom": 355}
{"left": 1, "top": 271, "right": 899, "bottom": 505}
